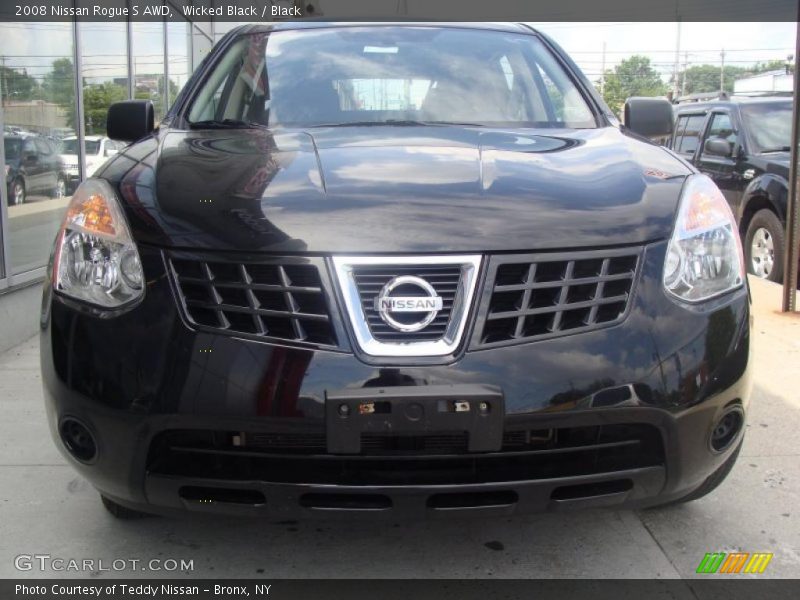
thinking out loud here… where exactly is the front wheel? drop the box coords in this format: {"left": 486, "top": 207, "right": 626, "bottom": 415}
{"left": 744, "top": 209, "right": 784, "bottom": 282}
{"left": 9, "top": 179, "right": 25, "bottom": 206}
{"left": 51, "top": 177, "right": 66, "bottom": 199}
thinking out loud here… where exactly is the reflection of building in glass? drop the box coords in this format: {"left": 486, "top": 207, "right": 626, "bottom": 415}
{"left": 0, "top": 18, "right": 213, "bottom": 286}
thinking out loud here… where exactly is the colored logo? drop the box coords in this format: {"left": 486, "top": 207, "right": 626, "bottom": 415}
{"left": 696, "top": 552, "right": 773, "bottom": 574}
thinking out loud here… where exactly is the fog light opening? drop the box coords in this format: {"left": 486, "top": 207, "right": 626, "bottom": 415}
{"left": 710, "top": 406, "right": 744, "bottom": 452}
{"left": 59, "top": 417, "right": 97, "bottom": 463}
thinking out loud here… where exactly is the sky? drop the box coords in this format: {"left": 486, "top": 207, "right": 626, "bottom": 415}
{"left": 0, "top": 21, "right": 796, "bottom": 88}
{"left": 534, "top": 22, "right": 798, "bottom": 85}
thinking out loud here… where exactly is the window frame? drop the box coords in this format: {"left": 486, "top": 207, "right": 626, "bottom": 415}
{"left": 176, "top": 25, "right": 608, "bottom": 130}
{"left": 698, "top": 109, "right": 741, "bottom": 162}
{"left": 672, "top": 111, "right": 708, "bottom": 158}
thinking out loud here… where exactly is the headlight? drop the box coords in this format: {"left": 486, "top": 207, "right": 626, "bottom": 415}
{"left": 663, "top": 174, "right": 744, "bottom": 302}
{"left": 54, "top": 178, "right": 144, "bottom": 308}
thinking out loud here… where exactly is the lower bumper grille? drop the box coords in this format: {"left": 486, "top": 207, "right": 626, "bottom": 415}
{"left": 147, "top": 423, "right": 664, "bottom": 486}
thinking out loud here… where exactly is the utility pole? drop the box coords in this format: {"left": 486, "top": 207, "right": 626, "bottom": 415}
{"left": 782, "top": 16, "right": 800, "bottom": 312}
{"left": 680, "top": 52, "right": 689, "bottom": 97}
{"left": 720, "top": 49, "right": 726, "bottom": 94}
{"left": 0, "top": 56, "right": 6, "bottom": 108}
{"left": 673, "top": 20, "right": 682, "bottom": 98}
{"left": 600, "top": 41, "right": 606, "bottom": 95}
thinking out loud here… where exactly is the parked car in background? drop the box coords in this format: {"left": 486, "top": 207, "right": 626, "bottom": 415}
{"left": 59, "top": 136, "right": 122, "bottom": 193}
{"left": 4, "top": 134, "right": 66, "bottom": 205}
{"left": 670, "top": 97, "right": 792, "bottom": 282}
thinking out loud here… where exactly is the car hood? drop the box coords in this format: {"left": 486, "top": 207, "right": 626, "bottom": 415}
{"left": 106, "top": 126, "right": 690, "bottom": 253}
{"left": 61, "top": 153, "right": 100, "bottom": 164}
{"left": 751, "top": 151, "right": 791, "bottom": 179}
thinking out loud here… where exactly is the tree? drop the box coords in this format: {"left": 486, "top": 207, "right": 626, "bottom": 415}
{"left": 0, "top": 63, "right": 39, "bottom": 103}
{"left": 675, "top": 59, "right": 793, "bottom": 96}
{"left": 41, "top": 58, "right": 75, "bottom": 107}
{"left": 677, "top": 64, "right": 747, "bottom": 95}
{"left": 82, "top": 82, "right": 127, "bottom": 135}
{"left": 35, "top": 58, "right": 79, "bottom": 130}
{"left": 599, "top": 55, "right": 668, "bottom": 115}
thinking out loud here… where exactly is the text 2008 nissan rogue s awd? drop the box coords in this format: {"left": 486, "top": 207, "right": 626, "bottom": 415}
{"left": 40, "top": 22, "right": 751, "bottom": 519}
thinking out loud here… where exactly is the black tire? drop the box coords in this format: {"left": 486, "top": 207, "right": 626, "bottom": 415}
{"left": 744, "top": 209, "right": 784, "bottom": 283}
{"left": 9, "top": 179, "right": 25, "bottom": 206}
{"left": 51, "top": 177, "right": 67, "bottom": 199}
{"left": 657, "top": 438, "right": 743, "bottom": 507}
{"left": 100, "top": 495, "right": 153, "bottom": 520}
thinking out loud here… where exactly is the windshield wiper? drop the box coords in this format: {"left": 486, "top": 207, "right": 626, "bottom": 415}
{"left": 189, "top": 119, "right": 267, "bottom": 130}
{"left": 760, "top": 146, "right": 791, "bottom": 153}
{"left": 310, "top": 120, "right": 485, "bottom": 128}
{"left": 311, "top": 120, "right": 429, "bottom": 128}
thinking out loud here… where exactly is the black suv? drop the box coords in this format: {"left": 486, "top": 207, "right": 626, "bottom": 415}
{"left": 671, "top": 97, "right": 792, "bottom": 282}
{"left": 4, "top": 134, "right": 67, "bottom": 205}
{"left": 41, "top": 23, "right": 750, "bottom": 520}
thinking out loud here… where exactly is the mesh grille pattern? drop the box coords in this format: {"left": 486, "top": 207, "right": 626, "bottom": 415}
{"left": 169, "top": 255, "right": 338, "bottom": 348}
{"left": 353, "top": 265, "right": 462, "bottom": 342}
{"left": 477, "top": 250, "right": 640, "bottom": 347}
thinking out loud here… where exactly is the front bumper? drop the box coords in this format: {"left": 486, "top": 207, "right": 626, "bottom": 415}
{"left": 40, "top": 241, "right": 752, "bottom": 519}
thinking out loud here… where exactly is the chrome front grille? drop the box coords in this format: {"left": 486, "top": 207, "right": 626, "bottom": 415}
{"left": 474, "top": 248, "right": 641, "bottom": 348}
{"left": 168, "top": 254, "right": 340, "bottom": 349}
{"left": 353, "top": 265, "right": 462, "bottom": 342}
{"left": 332, "top": 255, "right": 482, "bottom": 358}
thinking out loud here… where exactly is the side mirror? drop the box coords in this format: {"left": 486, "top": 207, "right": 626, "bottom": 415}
{"left": 623, "top": 97, "right": 673, "bottom": 139}
{"left": 107, "top": 100, "right": 154, "bottom": 143}
{"left": 24, "top": 153, "right": 38, "bottom": 164}
{"left": 704, "top": 138, "right": 733, "bottom": 157}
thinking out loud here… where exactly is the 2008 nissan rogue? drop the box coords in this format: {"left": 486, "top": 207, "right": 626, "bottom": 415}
{"left": 40, "top": 22, "right": 751, "bottom": 519}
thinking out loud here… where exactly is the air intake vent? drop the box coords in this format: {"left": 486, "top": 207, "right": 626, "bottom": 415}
{"left": 168, "top": 254, "right": 339, "bottom": 349}
{"left": 475, "top": 249, "right": 640, "bottom": 348}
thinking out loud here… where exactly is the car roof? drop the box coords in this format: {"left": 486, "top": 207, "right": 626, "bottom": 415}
{"left": 62, "top": 135, "right": 105, "bottom": 141}
{"left": 233, "top": 21, "right": 536, "bottom": 36}
{"left": 674, "top": 97, "right": 792, "bottom": 113}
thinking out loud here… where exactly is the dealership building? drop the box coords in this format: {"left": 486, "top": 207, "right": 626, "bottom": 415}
{"left": 0, "top": 14, "right": 228, "bottom": 351}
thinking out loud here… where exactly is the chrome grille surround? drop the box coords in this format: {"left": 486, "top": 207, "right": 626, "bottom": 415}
{"left": 332, "top": 255, "right": 482, "bottom": 357}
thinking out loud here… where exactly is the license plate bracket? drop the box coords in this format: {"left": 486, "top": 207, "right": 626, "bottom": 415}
{"left": 325, "top": 384, "right": 504, "bottom": 454}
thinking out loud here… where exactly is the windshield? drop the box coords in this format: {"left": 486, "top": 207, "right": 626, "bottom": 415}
{"left": 740, "top": 103, "right": 792, "bottom": 153}
{"left": 4, "top": 138, "right": 22, "bottom": 160}
{"left": 61, "top": 139, "right": 101, "bottom": 155}
{"left": 188, "top": 27, "right": 597, "bottom": 129}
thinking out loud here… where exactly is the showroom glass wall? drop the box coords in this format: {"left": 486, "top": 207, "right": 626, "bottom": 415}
{"left": 0, "top": 10, "right": 214, "bottom": 291}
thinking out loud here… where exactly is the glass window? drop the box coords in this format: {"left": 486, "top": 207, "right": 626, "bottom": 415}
{"left": 740, "top": 102, "right": 792, "bottom": 154}
{"left": 191, "top": 26, "right": 214, "bottom": 73}
{"left": 4, "top": 138, "right": 23, "bottom": 160}
{"left": 674, "top": 114, "right": 706, "bottom": 155}
{"left": 0, "top": 21, "right": 76, "bottom": 275}
{"left": 167, "top": 20, "right": 191, "bottom": 108}
{"left": 705, "top": 113, "right": 737, "bottom": 147}
{"left": 188, "top": 27, "right": 597, "bottom": 129}
{"left": 80, "top": 19, "right": 129, "bottom": 138}
{"left": 132, "top": 21, "right": 166, "bottom": 123}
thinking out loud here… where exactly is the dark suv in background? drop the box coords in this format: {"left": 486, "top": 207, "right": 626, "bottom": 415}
{"left": 4, "top": 134, "right": 67, "bottom": 205}
{"left": 671, "top": 97, "right": 792, "bottom": 282}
